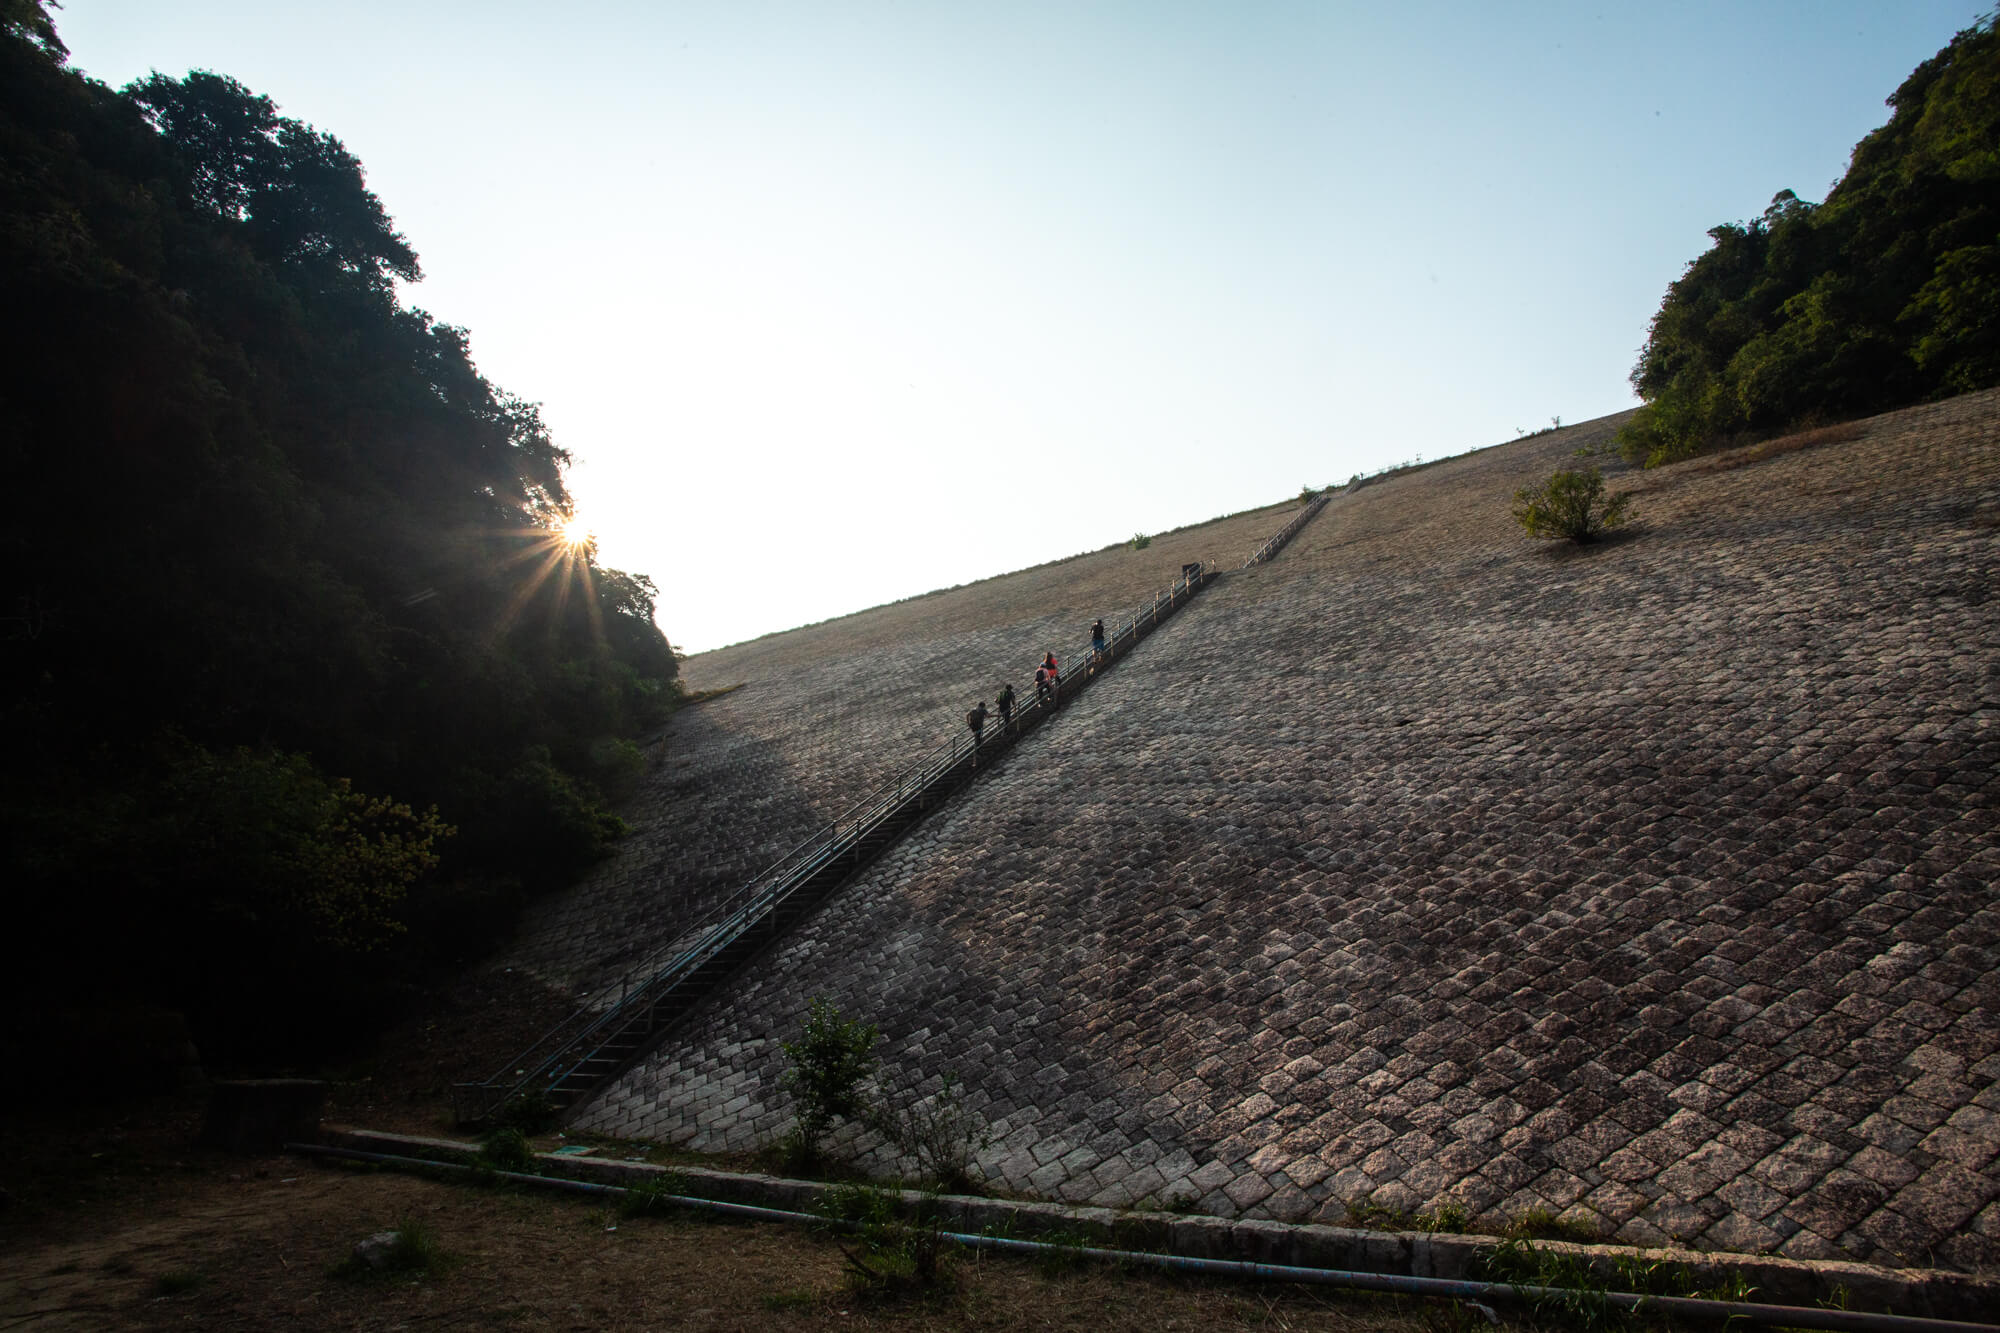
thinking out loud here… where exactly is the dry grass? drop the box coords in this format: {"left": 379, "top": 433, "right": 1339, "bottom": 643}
{"left": 0, "top": 1100, "right": 1440, "bottom": 1332}
{"left": 1687, "top": 419, "right": 1869, "bottom": 474}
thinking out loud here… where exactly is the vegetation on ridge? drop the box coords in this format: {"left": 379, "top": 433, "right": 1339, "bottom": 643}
{"left": 0, "top": 3, "right": 678, "bottom": 1067}
{"left": 1620, "top": 15, "right": 2000, "bottom": 465}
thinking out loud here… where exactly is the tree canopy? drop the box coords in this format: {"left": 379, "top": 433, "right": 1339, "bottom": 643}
{"left": 0, "top": 5, "right": 679, "bottom": 1065}
{"left": 1620, "top": 17, "right": 2000, "bottom": 465}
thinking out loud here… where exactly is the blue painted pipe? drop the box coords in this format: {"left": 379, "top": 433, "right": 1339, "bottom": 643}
{"left": 288, "top": 1144, "right": 1996, "bottom": 1333}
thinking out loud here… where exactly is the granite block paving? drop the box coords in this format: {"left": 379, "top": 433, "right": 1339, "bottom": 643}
{"left": 575, "top": 390, "right": 2000, "bottom": 1273}
{"left": 508, "top": 501, "right": 1298, "bottom": 996}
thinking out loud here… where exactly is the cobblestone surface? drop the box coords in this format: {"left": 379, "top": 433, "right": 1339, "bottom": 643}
{"left": 508, "top": 502, "right": 1297, "bottom": 995}
{"left": 576, "top": 390, "right": 2000, "bottom": 1273}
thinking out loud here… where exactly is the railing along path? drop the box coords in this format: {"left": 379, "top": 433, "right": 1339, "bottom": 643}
{"left": 1244, "top": 492, "right": 1329, "bottom": 568}
{"left": 455, "top": 553, "right": 1238, "bottom": 1125}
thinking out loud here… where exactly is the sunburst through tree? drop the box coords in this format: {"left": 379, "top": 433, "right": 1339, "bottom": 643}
{"left": 493, "top": 512, "right": 604, "bottom": 642}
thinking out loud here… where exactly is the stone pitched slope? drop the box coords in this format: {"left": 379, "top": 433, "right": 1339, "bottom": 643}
{"left": 509, "top": 501, "right": 1294, "bottom": 994}
{"left": 577, "top": 391, "right": 2000, "bottom": 1274}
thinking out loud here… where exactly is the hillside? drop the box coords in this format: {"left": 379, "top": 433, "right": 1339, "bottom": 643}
{"left": 545, "top": 392, "right": 1998, "bottom": 1273}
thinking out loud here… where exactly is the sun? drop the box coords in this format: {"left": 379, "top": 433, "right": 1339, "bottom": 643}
{"left": 557, "top": 514, "right": 592, "bottom": 549}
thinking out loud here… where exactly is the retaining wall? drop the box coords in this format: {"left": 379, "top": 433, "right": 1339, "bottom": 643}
{"left": 509, "top": 501, "right": 1297, "bottom": 996}
{"left": 574, "top": 393, "right": 2000, "bottom": 1274}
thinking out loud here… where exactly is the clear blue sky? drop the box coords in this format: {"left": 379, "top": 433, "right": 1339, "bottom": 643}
{"left": 54, "top": 1, "right": 1987, "bottom": 652}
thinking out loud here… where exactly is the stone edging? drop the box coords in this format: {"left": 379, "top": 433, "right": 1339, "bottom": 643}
{"left": 314, "top": 1126, "right": 1998, "bottom": 1320}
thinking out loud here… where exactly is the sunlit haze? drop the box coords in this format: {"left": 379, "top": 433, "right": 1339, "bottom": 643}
{"left": 57, "top": 1, "right": 1984, "bottom": 651}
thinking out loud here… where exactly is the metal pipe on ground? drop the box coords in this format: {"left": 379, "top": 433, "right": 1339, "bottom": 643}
{"left": 287, "top": 1143, "right": 1996, "bottom": 1333}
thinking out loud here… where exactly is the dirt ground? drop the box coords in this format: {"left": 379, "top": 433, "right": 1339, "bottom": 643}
{"left": 0, "top": 1094, "right": 1446, "bottom": 1332}
{"left": 0, "top": 975, "right": 1446, "bottom": 1331}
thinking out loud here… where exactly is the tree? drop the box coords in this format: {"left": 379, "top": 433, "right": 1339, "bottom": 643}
{"left": 127, "top": 70, "right": 420, "bottom": 286}
{"left": 0, "top": 12, "right": 681, "bottom": 1066}
{"left": 1619, "top": 17, "right": 2000, "bottom": 464}
{"left": 780, "top": 998, "right": 880, "bottom": 1168}
{"left": 0, "top": 0, "right": 64, "bottom": 59}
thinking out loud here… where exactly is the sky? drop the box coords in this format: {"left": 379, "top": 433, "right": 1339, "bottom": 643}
{"left": 54, "top": 1, "right": 1988, "bottom": 653}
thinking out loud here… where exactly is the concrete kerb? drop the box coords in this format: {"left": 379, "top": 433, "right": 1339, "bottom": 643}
{"left": 314, "top": 1125, "right": 1998, "bottom": 1320}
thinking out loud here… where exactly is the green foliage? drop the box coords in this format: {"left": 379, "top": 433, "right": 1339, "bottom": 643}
{"left": 0, "top": 0, "right": 63, "bottom": 57}
{"left": 1418, "top": 1200, "right": 1471, "bottom": 1234}
{"left": 159, "top": 743, "right": 451, "bottom": 954}
{"left": 1480, "top": 1238, "right": 1616, "bottom": 1329}
{"left": 126, "top": 69, "right": 419, "bottom": 286}
{"left": 1298, "top": 485, "right": 1320, "bottom": 505}
{"left": 477, "top": 1127, "right": 535, "bottom": 1172}
{"left": 1503, "top": 1206, "right": 1602, "bottom": 1243}
{"left": 1344, "top": 1199, "right": 1472, "bottom": 1233}
{"left": 0, "top": 13, "right": 679, "bottom": 1062}
{"left": 1344, "top": 1199, "right": 1410, "bottom": 1229}
{"left": 1130, "top": 532, "right": 1152, "bottom": 550}
{"left": 1030, "top": 1225, "right": 1091, "bottom": 1277}
{"left": 1622, "top": 18, "right": 2000, "bottom": 463}
{"left": 779, "top": 999, "right": 880, "bottom": 1169}
{"left": 813, "top": 1181, "right": 959, "bottom": 1299}
{"left": 1511, "top": 467, "right": 1633, "bottom": 543}
{"left": 333, "top": 1218, "right": 452, "bottom": 1281}
{"left": 879, "top": 1072, "right": 991, "bottom": 1194}
{"left": 616, "top": 1172, "right": 690, "bottom": 1218}
{"left": 814, "top": 1180, "right": 899, "bottom": 1229}
{"left": 388, "top": 1219, "right": 448, "bottom": 1274}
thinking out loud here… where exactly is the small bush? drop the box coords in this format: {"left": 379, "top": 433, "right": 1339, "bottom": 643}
{"left": 815, "top": 1181, "right": 898, "bottom": 1229}
{"left": 478, "top": 1127, "right": 535, "bottom": 1172}
{"left": 1511, "top": 466, "right": 1633, "bottom": 543}
{"left": 780, "top": 998, "right": 880, "bottom": 1170}
{"left": 616, "top": 1172, "right": 690, "bottom": 1219}
{"left": 1418, "top": 1200, "right": 1470, "bottom": 1234}
{"left": 1298, "top": 485, "right": 1319, "bottom": 505}
{"left": 586, "top": 737, "right": 648, "bottom": 803}
{"left": 1130, "top": 533, "right": 1151, "bottom": 550}
{"left": 1503, "top": 1206, "right": 1602, "bottom": 1243}
{"left": 814, "top": 1183, "right": 955, "bottom": 1301}
{"left": 334, "top": 1218, "right": 452, "bottom": 1280}
{"left": 1479, "top": 1238, "right": 1614, "bottom": 1329}
{"left": 1344, "top": 1199, "right": 1414, "bottom": 1230}
{"left": 386, "top": 1218, "right": 448, "bottom": 1274}
{"left": 881, "top": 1073, "right": 990, "bottom": 1194}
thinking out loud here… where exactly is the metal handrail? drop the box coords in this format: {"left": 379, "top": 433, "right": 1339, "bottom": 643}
{"left": 1244, "top": 493, "right": 1329, "bottom": 568}
{"left": 458, "top": 558, "right": 1222, "bottom": 1120}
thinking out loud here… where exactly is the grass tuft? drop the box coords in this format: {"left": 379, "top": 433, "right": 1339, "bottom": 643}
{"left": 616, "top": 1172, "right": 691, "bottom": 1219}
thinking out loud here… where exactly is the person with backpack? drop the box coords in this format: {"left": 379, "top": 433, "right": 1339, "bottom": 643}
{"left": 996, "top": 682, "right": 1016, "bottom": 730}
{"left": 1040, "top": 652, "right": 1060, "bottom": 708}
{"left": 1090, "top": 618, "right": 1107, "bottom": 671}
{"left": 967, "top": 699, "right": 989, "bottom": 750}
